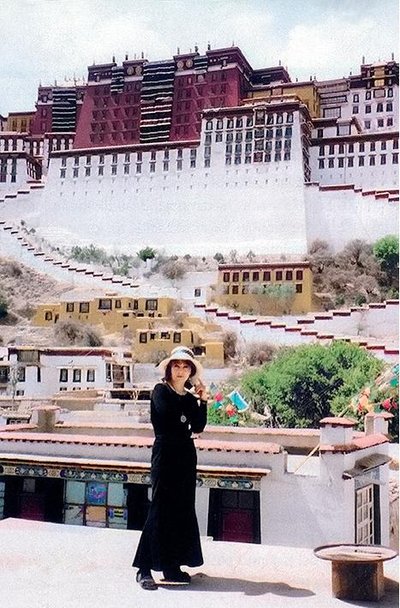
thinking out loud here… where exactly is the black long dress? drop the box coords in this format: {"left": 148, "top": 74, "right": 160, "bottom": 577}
{"left": 132, "top": 382, "right": 207, "bottom": 572}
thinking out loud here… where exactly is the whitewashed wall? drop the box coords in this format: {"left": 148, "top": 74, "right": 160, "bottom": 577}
{"left": 305, "top": 185, "right": 399, "bottom": 251}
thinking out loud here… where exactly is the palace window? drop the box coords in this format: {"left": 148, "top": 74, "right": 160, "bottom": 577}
{"left": 59, "top": 369, "right": 68, "bottom": 382}
{"left": 380, "top": 155, "right": 386, "bottom": 165}
{"left": 353, "top": 93, "right": 359, "bottom": 102}
{"left": 242, "top": 272, "right": 250, "bottom": 282}
{"left": 79, "top": 302, "right": 90, "bottom": 313}
{"left": 99, "top": 299, "right": 112, "bottom": 310}
{"left": 285, "top": 270, "right": 293, "bottom": 281}
{"left": 66, "top": 303, "right": 74, "bottom": 312}
{"left": 87, "top": 369, "right": 95, "bottom": 382}
{"left": 263, "top": 271, "right": 271, "bottom": 281}
{"left": 295, "top": 270, "right": 303, "bottom": 281}
{"left": 232, "top": 285, "right": 239, "bottom": 294}
{"left": 150, "top": 163, "right": 155, "bottom": 173}
{"left": 60, "top": 169, "right": 66, "bottom": 179}
{"left": 348, "top": 157, "right": 354, "bottom": 167}
{"left": 98, "top": 166, "right": 104, "bottom": 176}
{"left": 252, "top": 272, "right": 259, "bottom": 281}
{"left": 73, "top": 369, "right": 82, "bottom": 383}
{"left": 73, "top": 168, "right": 79, "bottom": 178}
{"left": 295, "top": 284, "right": 303, "bottom": 293}
{"left": 223, "top": 272, "right": 230, "bottom": 283}
{"left": 369, "top": 156, "right": 375, "bottom": 166}
{"left": 139, "top": 333, "right": 147, "bottom": 344}
{"left": 145, "top": 299, "right": 158, "bottom": 311}
{"left": 317, "top": 128, "right": 323, "bottom": 138}
{"left": 275, "top": 271, "right": 283, "bottom": 281}
{"left": 358, "top": 156, "right": 365, "bottom": 166}
{"left": 246, "top": 117, "right": 253, "bottom": 127}
{"left": 393, "top": 153, "right": 398, "bottom": 164}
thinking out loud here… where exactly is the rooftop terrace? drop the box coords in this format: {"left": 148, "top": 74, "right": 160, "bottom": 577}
{"left": 0, "top": 518, "right": 398, "bottom": 608}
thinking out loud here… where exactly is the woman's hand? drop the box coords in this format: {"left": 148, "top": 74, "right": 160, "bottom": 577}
{"left": 194, "top": 380, "right": 209, "bottom": 402}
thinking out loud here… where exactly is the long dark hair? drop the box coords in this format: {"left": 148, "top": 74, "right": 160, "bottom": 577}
{"left": 164, "top": 359, "right": 196, "bottom": 382}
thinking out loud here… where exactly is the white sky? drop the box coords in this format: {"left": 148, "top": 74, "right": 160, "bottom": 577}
{"left": 1, "top": 0, "right": 398, "bottom": 115}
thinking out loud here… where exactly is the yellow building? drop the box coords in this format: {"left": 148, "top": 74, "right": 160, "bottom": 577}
{"left": 246, "top": 81, "right": 320, "bottom": 118}
{"left": 216, "top": 262, "right": 314, "bottom": 315}
{"left": 134, "top": 328, "right": 225, "bottom": 368}
{"left": 6, "top": 111, "right": 35, "bottom": 133}
{"left": 33, "top": 295, "right": 177, "bottom": 333}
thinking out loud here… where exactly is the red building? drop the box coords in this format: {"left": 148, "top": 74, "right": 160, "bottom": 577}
{"left": 28, "top": 47, "right": 290, "bottom": 149}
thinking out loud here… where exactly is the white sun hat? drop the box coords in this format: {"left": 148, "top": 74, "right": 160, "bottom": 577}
{"left": 158, "top": 346, "right": 203, "bottom": 384}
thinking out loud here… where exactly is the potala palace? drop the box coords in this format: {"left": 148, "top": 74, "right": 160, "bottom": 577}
{"left": 0, "top": 46, "right": 398, "bottom": 255}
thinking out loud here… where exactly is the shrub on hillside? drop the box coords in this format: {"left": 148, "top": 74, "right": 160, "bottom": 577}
{"left": 1, "top": 260, "right": 22, "bottom": 277}
{"left": 222, "top": 331, "right": 237, "bottom": 361}
{"left": 244, "top": 342, "right": 277, "bottom": 366}
{"left": 160, "top": 259, "right": 187, "bottom": 280}
{"left": 54, "top": 320, "right": 103, "bottom": 347}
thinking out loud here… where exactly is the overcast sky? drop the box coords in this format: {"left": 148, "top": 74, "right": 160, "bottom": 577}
{"left": 1, "top": 0, "right": 398, "bottom": 115}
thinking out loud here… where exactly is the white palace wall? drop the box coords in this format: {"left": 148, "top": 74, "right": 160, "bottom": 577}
{"left": 305, "top": 185, "right": 399, "bottom": 251}
{"left": 31, "top": 112, "right": 309, "bottom": 256}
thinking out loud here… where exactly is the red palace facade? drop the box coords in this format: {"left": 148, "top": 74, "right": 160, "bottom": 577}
{"left": 30, "top": 47, "right": 291, "bottom": 149}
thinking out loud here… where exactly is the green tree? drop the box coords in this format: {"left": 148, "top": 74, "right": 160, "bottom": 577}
{"left": 213, "top": 252, "right": 225, "bottom": 263}
{"left": 373, "top": 235, "right": 399, "bottom": 286}
{"left": 240, "top": 342, "right": 383, "bottom": 428}
{"left": 137, "top": 246, "right": 157, "bottom": 262}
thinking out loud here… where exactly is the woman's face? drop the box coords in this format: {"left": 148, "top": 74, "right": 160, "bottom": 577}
{"left": 170, "top": 360, "right": 192, "bottom": 384}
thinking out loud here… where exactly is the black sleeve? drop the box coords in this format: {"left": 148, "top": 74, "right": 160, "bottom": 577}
{"left": 189, "top": 396, "right": 207, "bottom": 434}
{"left": 151, "top": 383, "right": 171, "bottom": 424}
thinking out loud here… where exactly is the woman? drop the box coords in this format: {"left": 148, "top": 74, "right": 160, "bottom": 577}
{"left": 133, "top": 346, "right": 208, "bottom": 590}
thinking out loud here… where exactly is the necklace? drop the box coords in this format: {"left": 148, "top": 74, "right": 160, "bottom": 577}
{"left": 166, "top": 382, "right": 186, "bottom": 396}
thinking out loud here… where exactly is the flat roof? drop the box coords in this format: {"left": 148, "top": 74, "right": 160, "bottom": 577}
{"left": 0, "top": 518, "right": 397, "bottom": 608}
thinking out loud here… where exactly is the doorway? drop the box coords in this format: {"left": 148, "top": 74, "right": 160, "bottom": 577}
{"left": 207, "top": 488, "right": 261, "bottom": 544}
{"left": 3, "top": 476, "right": 64, "bottom": 523}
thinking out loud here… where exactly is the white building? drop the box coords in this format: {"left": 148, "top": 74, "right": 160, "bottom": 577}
{"left": 0, "top": 346, "right": 134, "bottom": 399}
{"left": 0, "top": 409, "right": 393, "bottom": 548}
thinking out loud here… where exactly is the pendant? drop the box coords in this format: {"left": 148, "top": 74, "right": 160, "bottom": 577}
{"left": 180, "top": 415, "right": 187, "bottom": 423}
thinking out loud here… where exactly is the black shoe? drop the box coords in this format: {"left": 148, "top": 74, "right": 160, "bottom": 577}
{"left": 163, "top": 568, "right": 191, "bottom": 583}
{"left": 136, "top": 570, "right": 158, "bottom": 590}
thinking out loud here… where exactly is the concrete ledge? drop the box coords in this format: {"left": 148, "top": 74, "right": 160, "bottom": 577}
{"left": 0, "top": 518, "right": 397, "bottom": 608}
